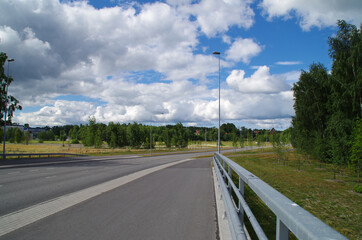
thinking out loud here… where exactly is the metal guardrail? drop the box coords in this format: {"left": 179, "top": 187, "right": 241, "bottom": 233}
{"left": 2, "top": 153, "right": 87, "bottom": 159}
{"left": 213, "top": 152, "right": 348, "bottom": 240}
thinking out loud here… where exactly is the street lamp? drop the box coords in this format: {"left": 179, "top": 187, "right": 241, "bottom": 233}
{"left": 213, "top": 51, "right": 220, "bottom": 153}
{"left": 3, "top": 58, "right": 15, "bottom": 160}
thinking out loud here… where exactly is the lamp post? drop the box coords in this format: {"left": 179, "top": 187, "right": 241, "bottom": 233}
{"left": 213, "top": 52, "right": 221, "bottom": 153}
{"left": 150, "top": 124, "right": 152, "bottom": 156}
{"left": 3, "top": 58, "right": 15, "bottom": 160}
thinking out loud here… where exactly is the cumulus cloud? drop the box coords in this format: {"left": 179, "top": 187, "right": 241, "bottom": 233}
{"left": 225, "top": 38, "right": 262, "bottom": 64}
{"left": 15, "top": 101, "right": 97, "bottom": 126}
{"left": 169, "top": 0, "right": 255, "bottom": 36}
{"left": 2, "top": 0, "right": 295, "bottom": 129}
{"left": 260, "top": 0, "right": 362, "bottom": 30}
{"left": 0, "top": 0, "right": 203, "bottom": 101}
{"left": 226, "top": 66, "right": 290, "bottom": 93}
{"left": 13, "top": 72, "right": 294, "bottom": 127}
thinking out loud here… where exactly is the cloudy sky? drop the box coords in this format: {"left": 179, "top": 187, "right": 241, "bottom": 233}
{"left": 1, "top": 0, "right": 361, "bottom": 129}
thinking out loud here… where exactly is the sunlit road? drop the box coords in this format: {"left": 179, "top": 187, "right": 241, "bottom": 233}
{"left": 0, "top": 152, "right": 217, "bottom": 239}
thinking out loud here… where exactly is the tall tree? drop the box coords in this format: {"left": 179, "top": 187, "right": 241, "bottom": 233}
{"left": 127, "top": 122, "right": 141, "bottom": 148}
{"left": 326, "top": 20, "right": 362, "bottom": 165}
{"left": 292, "top": 63, "right": 330, "bottom": 160}
{"left": 0, "top": 52, "right": 22, "bottom": 126}
{"left": 292, "top": 20, "right": 361, "bottom": 165}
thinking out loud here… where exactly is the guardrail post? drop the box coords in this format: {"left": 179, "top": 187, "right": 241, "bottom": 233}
{"left": 228, "top": 164, "right": 232, "bottom": 194}
{"left": 238, "top": 177, "right": 245, "bottom": 225}
{"left": 276, "top": 217, "right": 289, "bottom": 240}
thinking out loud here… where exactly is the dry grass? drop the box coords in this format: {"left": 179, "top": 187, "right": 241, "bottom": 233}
{"left": 230, "top": 151, "right": 361, "bottom": 240}
{"left": 2, "top": 141, "right": 220, "bottom": 157}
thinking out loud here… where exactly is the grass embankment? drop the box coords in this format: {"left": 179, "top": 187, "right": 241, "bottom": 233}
{"left": 229, "top": 150, "right": 361, "bottom": 240}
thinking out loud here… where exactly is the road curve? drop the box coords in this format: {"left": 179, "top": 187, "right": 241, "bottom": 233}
{"left": 0, "top": 153, "right": 217, "bottom": 239}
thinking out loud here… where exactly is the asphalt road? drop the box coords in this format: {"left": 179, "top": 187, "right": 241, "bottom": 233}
{"left": 0, "top": 152, "right": 218, "bottom": 239}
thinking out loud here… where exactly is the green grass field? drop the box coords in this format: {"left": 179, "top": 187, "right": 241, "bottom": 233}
{"left": 229, "top": 150, "right": 361, "bottom": 240}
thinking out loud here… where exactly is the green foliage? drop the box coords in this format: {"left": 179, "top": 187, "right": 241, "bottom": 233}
{"left": 94, "top": 127, "right": 103, "bottom": 148}
{"left": 354, "top": 185, "right": 362, "bottom": 193}
{"left": 292, "top": 20, "right": 362, "bottom": 166}
{"left": 127, "top": 122, "right": 141, "bottom": 148}
{"left": 172, "top": 122, "right": 188, "bottom": 148}
{"left": 163, "top": 128, "right": 171, "bottom": 148}
{"left": 69, "top": 125, "right": 80, "bottom": 144}
{"left": 14, "top": 128, "right": 23, "bottom": 143}
{"left": 82, "top": 117, "right": 97, "bottom": 147}
{"left": 0, "top": 52, "right": 22, "bottom": 126}
{"left": 24, "top": 131, "right": 31, "bottom": 145}
{"left": 238, "top": 136, "right": 244, "bottom": 149}
{"left": 38, "top": 130, "right": 55, "bottom": 141}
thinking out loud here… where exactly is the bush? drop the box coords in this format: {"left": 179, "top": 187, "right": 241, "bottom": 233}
{"left": 354, "top": 185, "right": 362, "bottom": 193}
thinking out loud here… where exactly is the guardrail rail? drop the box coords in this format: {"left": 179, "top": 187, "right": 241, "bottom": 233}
{"left": 2, "top": 153, "right": 87, "bottom": 159}
{"left": 213, "top": 152, "right": 348, "bottom": 240}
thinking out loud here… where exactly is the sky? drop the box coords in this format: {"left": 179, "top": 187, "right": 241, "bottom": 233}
{"left": 0, "top": 0, "right": 361, "bottom": 130}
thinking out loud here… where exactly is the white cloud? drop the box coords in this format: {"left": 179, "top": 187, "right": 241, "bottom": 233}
{"left": 3, "top": 0, "right": 296, "bottom": 130}
{"left": 171, "top": 0, "right": 255, "bottom": 37}
{"left": 14, "top": 78, "right": 295, "bottom": 128}
{"left": 260, "top": 0, "right": 362, "bottom": 30}
{"left": 226, "top": 66, "right": 290, "bottom": 93}
{"left": 275, "top": 61, "right": 302, "bottom": 65}
{"left": 0, "top": 0, "right": 203, "bottom": 100}
{"left": 15, "top": 101, "right": 97, "bottom": 126}
{"left": 244, "top": 118, "right": 292, "bottom": 130}
{"left": 225, "top": 38, "right": 262, "bottom": 64}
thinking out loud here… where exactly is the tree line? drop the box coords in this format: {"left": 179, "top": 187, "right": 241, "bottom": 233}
{"left": 291, "top": 20, "right": 361, "bottom": 173}
{"left": 2, "top": 117, "right": 286, "bottom": 149}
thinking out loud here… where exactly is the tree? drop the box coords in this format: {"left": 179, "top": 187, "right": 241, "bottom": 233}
{"left": 82, "top": 117, "right": 97, "bottom": 147}
{"left": 59, "top": 130, "right": 67, "bottom": 147}
{"left": 95, "top": 127, "right": 103, "bottom": 148}
{"left": 14, "top": 128, "right": 23, "bottom": 143}
{"left": 173, "top": 122, "right": 188, "bottom": 148}
{"left": 24, "top": 131, "right": 31, "bottom": 145}
{"left": 163, "top": 128, "right": 171, "bottom": 148}
{"left": 350, "top": 118, "right": 361, "bottom": 188}
{"left": 292, "top": 63, "right": 330, "bottom": 161}
{"left": 326, "top": 20, "right": 362, "bottom": 165}
{"left": 291, "top": 20, "right": 361, "bottom": 166}
{"left": 69, "top": 125, "right": 80, "bottom": 144}
{"left": 127, "top": 122, "right": 141, "bottom": 148}
{"left": 0, "top": 52, "right": 22, "bottom": 126}
{"left": 231, "top": 133, "right": 238, "bottom": 151}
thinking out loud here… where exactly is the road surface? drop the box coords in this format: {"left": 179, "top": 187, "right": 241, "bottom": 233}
{"left": 0, "top": 152, "right": 218, "bottom": 239}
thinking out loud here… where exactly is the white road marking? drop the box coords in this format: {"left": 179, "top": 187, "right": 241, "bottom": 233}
{"left": 45, "top": 175, "right": 57, "bottom": 179}
{"left": 0, "top": 158, "right": 194, "bottom": 237}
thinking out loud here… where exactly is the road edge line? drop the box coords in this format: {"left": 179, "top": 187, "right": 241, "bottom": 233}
{"left": 0, "top": 158, "right": 194, "bottom": 237}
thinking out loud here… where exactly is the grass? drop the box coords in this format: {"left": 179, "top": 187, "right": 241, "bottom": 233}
{"left": 229, "top": 151, "right": 361, "bottom": 240}
{"left": 1, "top": 140, "right": 224, "bottom": 157}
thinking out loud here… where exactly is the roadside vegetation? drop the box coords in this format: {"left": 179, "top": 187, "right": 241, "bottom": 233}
{"left": 229, "top": 21, "right": 361, "bottom": 239}
{"left": 291, "top": 20, "right": 361, "bottom": 193}
{"left": 229, "top": 150, "right": 361, "bottom": 240}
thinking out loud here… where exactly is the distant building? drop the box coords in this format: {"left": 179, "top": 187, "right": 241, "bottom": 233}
{"left": 27, "top": 127, "right": 47, "bottom": 139}
{"left": 7, "top": 124, "right": 24, "bottom": 132}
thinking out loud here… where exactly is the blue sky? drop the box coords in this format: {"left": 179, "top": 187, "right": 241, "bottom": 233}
{"left": 1, "top": 0, "right": 361, "bottom": 129}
